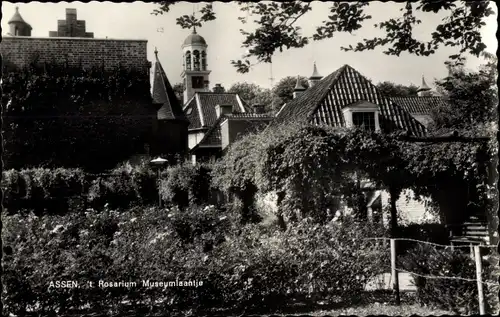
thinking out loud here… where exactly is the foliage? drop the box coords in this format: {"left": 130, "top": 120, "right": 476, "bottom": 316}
{"left": 400, "top": 244, "right": 498, "bottom": 315}
{"left": 2, "top": 61, "right": 153, "bottom": 171}
{"left": 376, "top": 81, "right": 419, "bottom": 97}
{"left": 87, "top": 163, "right": 158, "bottom": 210}
{"left": 1, "top": 165, "right": 158, "bottom": 214}
{"left": 215, "top": 123, "right": 491, "bottom": 229}
{"left": 272, "top": 75, "right": 309, "bottom": 109}
{"left": 2, "top": 208, "right": 388, "bottom": 316}
{"left": 160, "top": 161, "right": 213, "bottom": 209}
{"left": 228, "top": 82, "right": 273, "bottom": 112}
{"left": 152, "top": 1, "right": 494, "bottom": 73}
{"left": 173, "top": 82, "right": 185, "bottom": 104}
{"left": 430, "top": 55, "right": 498, "bottom": 133}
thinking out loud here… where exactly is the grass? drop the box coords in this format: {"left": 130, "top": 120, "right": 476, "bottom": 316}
{"left": 304, "top": 304, "right": 453, "bottom": 316}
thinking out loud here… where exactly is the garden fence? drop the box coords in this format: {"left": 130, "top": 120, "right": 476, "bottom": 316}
{"left": 362, "top": 236, "right": 498, "bottom": 315}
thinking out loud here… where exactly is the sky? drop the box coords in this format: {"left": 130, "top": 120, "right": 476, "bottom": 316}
{"left": 1, "top": 1, "right": 498, "bottom": 90}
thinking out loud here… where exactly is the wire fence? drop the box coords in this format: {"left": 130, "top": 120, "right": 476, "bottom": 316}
{"left": 361, "top": 236, "right": 499, "bottom": 314}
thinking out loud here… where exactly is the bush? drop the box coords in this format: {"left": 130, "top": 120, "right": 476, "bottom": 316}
{"left": 160, "top": 161, "right": 213, "bottom": 209}
{"left": 400, "top": 244, "right": 498, "bottom": 315}
{"left": 1, "top": 168, "right": 87, "bottom": 214}
{"left": 2, "top": 164, "right": 158, "bottom": 214}
{"left": 2, "top": 207, "right": 389, "bottom": 316}
{"left": 394, "top": 223, "right": 450, "bottom": 255}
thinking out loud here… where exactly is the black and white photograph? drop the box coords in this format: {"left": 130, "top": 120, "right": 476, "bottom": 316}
{"left": 1, "top": 1, "right": 498, "bottom": 316}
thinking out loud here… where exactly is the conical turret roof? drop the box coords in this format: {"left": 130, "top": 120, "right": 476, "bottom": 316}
{"left": 310, "top": 62, "right": 322, "bottom": 79}
{"left": 9, "top": 7, "right": 27, "bottom": 24}
{"left": 418, "top": 75, "right": 431, "bottom": 92}
{"left": 294, "top": 75, "right": 306, "bottom": 91}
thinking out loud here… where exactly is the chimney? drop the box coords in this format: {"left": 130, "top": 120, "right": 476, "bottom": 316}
{"left": 213, "top": 83, "right": 225, "bottom": 93}
{"left": 215, "top": 104, "right": 232, "bottom": 118}
{"left": 308, "top": 62, "right": 323, "bottom": 88}
{"left": 253, "top": 104, "right": 265, "bottom": 114}
{"left": 293, "top": 75, "right": 306, "bottom": 99}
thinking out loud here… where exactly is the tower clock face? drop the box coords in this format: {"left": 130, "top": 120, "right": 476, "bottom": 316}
{"left": 192, "top": 76, "right": 204, "bottom": 89}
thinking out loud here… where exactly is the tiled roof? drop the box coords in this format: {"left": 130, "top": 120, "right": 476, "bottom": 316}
{"left": 194, "top": 114, "right": 274, "bottom": 149}
{"left": 152, "top": 57, "right": 187, "bottom": 121}
{"left": 389, "top": 96, "right": 447, "bottom": 115}
{"left": 275, "top": 64, "right": 427, "bottom": 136}
{"left": 183, "top": 92, "right": 247, "bottom": 130}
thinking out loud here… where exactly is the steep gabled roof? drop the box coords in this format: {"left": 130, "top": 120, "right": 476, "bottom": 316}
{"left": 275, "top": 64, "right": 427, "bottom": 136}
{"left": 389, "top": 96, "right": 448, "bottom": 116}
{"left": 152, "top": 54, "right": 187, "bottom": 121}
{"left": 182, "top": 92, "right": 249, "bottom": 130}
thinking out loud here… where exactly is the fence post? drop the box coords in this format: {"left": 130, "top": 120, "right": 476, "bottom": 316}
{"left": 390, "top": 238, "right": 400, "bottom": 305}
{"left": 474, "top": 245, "right": 485, "bottom": 315}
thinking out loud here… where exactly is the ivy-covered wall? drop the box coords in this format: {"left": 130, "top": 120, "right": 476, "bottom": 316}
{"left": 2, "top": 61, "right": 158, "bottom": 171}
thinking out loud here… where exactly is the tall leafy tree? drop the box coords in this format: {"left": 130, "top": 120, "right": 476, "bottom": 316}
{"left": 152, "top": 1, "right": 494, "bottom": 73}
{"left": 228, "top": 82, "right": 272, "bottom": 111}
{"left": 272, "top": 76, "right": 309, "bottom": 109}
{"left": 172, "top": 82, "right": 185, "bottom": 105}
{"left": 376, "top": 81, "right": 419, "bottom": 97}
{"left": 430, "top": 54, "right": 497, "bottom": 134}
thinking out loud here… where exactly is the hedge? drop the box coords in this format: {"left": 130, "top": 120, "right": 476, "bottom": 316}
{"left": 1, "top": 163, "right": 158, "bottom": 214}
{"left": 2, "top": 207, "right": 388, "bottom": 316}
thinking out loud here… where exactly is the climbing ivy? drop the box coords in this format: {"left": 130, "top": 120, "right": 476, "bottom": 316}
{"left": 213, "top": 124, "right": 492, "bottom": 230}
{"left": 2, "top": 61, "right": 153, "bottom": 171}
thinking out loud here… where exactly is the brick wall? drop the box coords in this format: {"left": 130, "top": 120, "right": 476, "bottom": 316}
{"left": 0, "top": 37, "right": 149, "bottom": 72}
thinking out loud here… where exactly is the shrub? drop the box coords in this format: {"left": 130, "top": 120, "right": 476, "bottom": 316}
{"left": 2, "top": 165, "right": 158, "bottom": 214}
{"left": 400, "top": 244, "right": 498, "bottom": 315}
{"left": 160, "top": 161, "right": 213, "bottom": 209}
{"left": 2, "top": 207, "right": 390, "bottom": 316}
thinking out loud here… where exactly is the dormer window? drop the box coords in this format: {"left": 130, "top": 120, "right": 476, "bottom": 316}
{"left": 352, "top": 112, "right": 376, "bottom": 131}
{"left": 342, "top": 101, "right": 380, "bottom": 132}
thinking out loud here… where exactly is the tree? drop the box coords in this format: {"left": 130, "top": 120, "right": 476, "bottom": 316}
{"left": 376, "top": 81, "right": 419, "bottom": 97}
{"left": 212, "top": 84, "right": 226, "bottom": 93}
{"left": 173, "top": 82, "right": 185, "bottom": 105}
{"left": 430, "top": 54, "right": 497, "bottom": 134}
{"left": 152, "top": 1, "right": 494, "bottom": 73}
{"left": 228, "top": 82, "right": 272, "bottom": 111}
{"left": 272, "top": 76, "right": 309, "bottom": 109}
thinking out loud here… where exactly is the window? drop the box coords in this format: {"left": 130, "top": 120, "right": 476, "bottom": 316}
{"left": 185, "top": 51, "right": 191, "bottom": 70}
{"left": 186, "top": 107, "right": 193, "bottom": 115}
{"left": 201, "top": 51, "right": 207, "bottom": 70}
{"left": 352, "top": 112, "right": 376, "bottom": 131}
{"left": 192, "top": 76, "right": 204, "bottom": 89}
{"left": 193, "top": 50, "right": 200, "bottom": 71}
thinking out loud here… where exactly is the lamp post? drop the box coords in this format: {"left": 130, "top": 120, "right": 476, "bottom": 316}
{"left": 150, "top": 157, "right": 167, "bottom": 207}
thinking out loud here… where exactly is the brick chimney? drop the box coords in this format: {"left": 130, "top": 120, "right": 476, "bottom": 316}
{"left": 253, "top": 104, "right": 265, "bottom": 114}
{"left": 213, "top": 83, "right": 225, "bottom": 93}
{"left": 215, "top": 104, "right": 232, "bottom": 118}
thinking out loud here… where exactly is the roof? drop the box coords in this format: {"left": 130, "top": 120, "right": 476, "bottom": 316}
{"left": 310, "top": 62, "right": 322, "bottom": 79}
{"left": 152, "top": 53, "right": 188, "bottom": 121}
{"left": 275, "top": 64, "right": 427, "bottom": 136}
{"left": 183, "top": 92, "right": 249, "bottom": 130}
{"left": 183, "top": 28, "right": 207, "bottom": 46}
{"left": 418, "top": 75, "right": 431, "bottom": 92}
{"left": 193, "top": 113, "right": 273, "bottom": 150}
{"left": 8, "top": 7, "right": 27, "bottom": 24}
{"left": 389, "top": 96, "right": 447, "bottom": 115}
{"left": 294, "top": 75, "right": 306, "bottom": 91}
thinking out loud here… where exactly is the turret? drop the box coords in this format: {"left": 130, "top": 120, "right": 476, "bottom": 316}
{"left": 8, "top": 7, "right": 32, "bottom": 36}
{"left": 417, "top": 75, "right": 432, "bottom": 97}
{"left": 308, "top": 62, "right": 323, "bottom": 87}
{"left": 293, "top": 75, "right": 306, "bottom": 99}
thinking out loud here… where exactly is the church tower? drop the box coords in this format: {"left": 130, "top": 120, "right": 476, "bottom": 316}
{"left": 181, "top": 27, "right": 211, "bottom": 103}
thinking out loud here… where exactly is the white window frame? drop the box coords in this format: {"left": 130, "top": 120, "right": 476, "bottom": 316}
{"left": 342, "top": 101, "right": 380, "bottom": 132}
